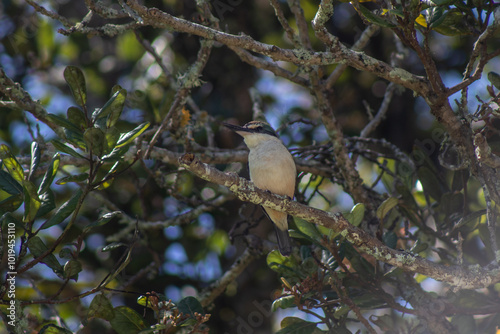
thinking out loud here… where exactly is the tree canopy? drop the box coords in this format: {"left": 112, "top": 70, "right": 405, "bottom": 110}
{"left": 1, "top": 0, "right": 500, "bottom": 333}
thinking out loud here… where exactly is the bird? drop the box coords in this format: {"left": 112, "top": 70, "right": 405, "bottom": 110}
{"left": 224, "top": 121, "right": 296, "bottom": 256}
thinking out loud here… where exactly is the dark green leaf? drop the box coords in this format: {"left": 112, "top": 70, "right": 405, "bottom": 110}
{"left": 83, "top": 211, "right": 121, "bottom": 233}
{"left": 453, "top": 210, "right": 486, "bottom": 231}
{"left": 67, "top": 106, "right": 87, "bottom": 130}
{"left": 39, "top": 324, "right": 73, "bottom": 334}
{"left": 383, "top": 230, "right": 398, "bottom": 249}
{"left": 115, "top": 122, "right": 150, "bottom": 148}
{"left": 39, "top": 189, "right": 82, "bottom": 230}
{"left": 64, "top": 259, "right": 82, "bottom": 280}
{"left": 64, "top": 129, "right": 86, "bottom": 149}
{"left": 83, "top": 127, "right": 106, "bottom": 157}
{"left": 488, "top": 72, "right": 500, "bottom": 90}
{"left": 0, "top": 170, "right": 23, "bottom": 195}
{"left": 52, "top": 140, "right": 86, "bottom": 159}
{"left": 56, "top": 173, "right": 89, "bottom": 185}
{"left": 29, "top": 141, "right": 41, "bottom": 180}
{"left": 109, "top": 306, "right": 147, "bottom": 334}
{"left": 46, "top": 113, "right": 82, "bottom": 134}
{"left": 27, "top": 236, "right": 63, "bottom": 277}
{"left": 38, "top": 153, "right": 60, "bottom": 195}
{"left": 102, "top": 242, "right": 127, "bottom": 252}
{"left": 451, "top": 314, "right": 476, "bottom": 334}
{"left": 87, "top": 294, "right": 115, "bottom": 321}
{"left": 178, "top": 296, "right": 204, "bottom": 317}
{"left": 92, "top": 88, "right": 127, "bottom": 127}
{"left": 0, "top": 144, "right": 24, "bottom": 183}
{"left": 294, "top": 218, "right": 322, "bottom": 242}
{"left": 417, "top": 166, "right": 445, "bottom": 202}
{"left": 102, "top": 145, "right": 130, "bottom": 162}
{"left": 0, "top": 212, "right": 23, "bottom": 229}
{"left": 64, "top": 66, "right": 87, "bottom": 107}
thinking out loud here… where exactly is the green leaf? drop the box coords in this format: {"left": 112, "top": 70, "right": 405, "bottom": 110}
{"left": 29, "top": 141, "right": 41, "bottom": 180}
{"left": 453, "top": 210, "right": 486, "bottom": 231}
{"left": 64, "top": 66, "right": 87, "bottom": 107}
{"left": 27, "top": 236, "right": 63, "bottom": 277}
{"left": 102, "top": 145, "right": 130, "bottom": 162}
{"left": 67, "top": 106, "right": 87, "bottom": 130}
{"left": 0, "top": 170, "right": 23, "bottom": 195}
{"left": 488, "top": 72, "right": 500, "bottom": 90}
{"left": 178, "top": 296, "right": 204, "bottom": 317}
{"left": 271, "top": 295, "right": 296, "bottom": 311}
{"left": 382, "top": 230, "right": 398, "bottom": 249}
{"left": 39, "top": 189, "right": 82, "bottom": 230}
{"left": 115, "top": 122, "right": 150, "bottom": 148}
{"left": 83, "top": 127, "right": 107, "bottom": 157}
{"left": 46, "top": 113, "right": 82, "bottom": 134}
{"left": 39, "top": 324, "right": 73, "bottom": 334}
{"left": 38, "top": 153, "right": 60, "bottom": 195}
{"left": 376, "top": 197, "right": 398, "bottom": 220}
{"left": 51, "top": 140, "right": 86, "bottom": 159}
{"left": 23, "top": 180, "right": 41, "bottom": 222}
{"left": 56, "top": 173, "right": 89, "bottom": 185}
{"left": 266, "top": 250, "right": 298, "bottom": 274}
{"left": 0, "top": 144, "right": 24, "bottom": 183}
{"left": 101, "top": 242, "right": 127, "bottom": 252}
{"left": 417, "top": 166, "right": 445, "bottom": 202}
{"left": 345, "top": 203, "right": 365, "bottom": 226}
{"left": 109, "top": 306, "right": 147, "bottom": 334}
{"left": 63, "top": 259, "right": 82, "bottom": 280}
{"left": 87, "top": 293, "right": 115, "bottom": 321}
{"left": 83, "top": 211, "right": 121, "bottom": 233}
{"left": 356, "top": 4, "right": 396, "bottom": 28}
{"left": 294, "top": 218, "right": 322, "bottom": 243}
{"left": 451, "top": 314, "right": 476, "bottom": 334}
{"left": 92, "top": 88, "right": 127, "bottom": 126}
{"left": 277, "top": 317, "right": 321, "bottom": 333}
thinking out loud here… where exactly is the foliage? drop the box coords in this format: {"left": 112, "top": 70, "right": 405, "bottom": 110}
{"left": 1, "top": 0, "right": 500, "bottom": 333}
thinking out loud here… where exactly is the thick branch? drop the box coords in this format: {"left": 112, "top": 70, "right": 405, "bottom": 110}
{"left": 179, "top": 153, "right": 500, "bottom": 289}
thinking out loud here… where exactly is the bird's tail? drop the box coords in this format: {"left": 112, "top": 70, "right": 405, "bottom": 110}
{"left": 274, "top": 225, "right": 292, "bottom": 257}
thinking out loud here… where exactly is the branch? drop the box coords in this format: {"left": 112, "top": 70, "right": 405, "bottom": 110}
{"left": 178, "top": 153, "right": 500, "bottom": 289}
{"left": 122, "top": 0, "right": 429, "bottom": 94}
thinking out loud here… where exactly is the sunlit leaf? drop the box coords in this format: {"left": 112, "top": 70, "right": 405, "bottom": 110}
{"left": 115, "top": 122, "right": 150, "bottom": 148}
{"left": 271, "top": 296, "right": 296, "bottom": 311}
{"left": 67, "top": 106, "right": 87, "bottom": 130}
{"left": 56, "top": 173, "right": 89, "bottom": 185}
{"left": 0, "top": 144, "right": 24, "bottom": 183}
{"left": 38, "top": 153, "right": 60, "bottom": 195}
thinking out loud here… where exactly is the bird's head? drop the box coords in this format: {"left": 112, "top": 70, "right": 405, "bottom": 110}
{"left": 224, "top": 121, "right": 279, "bottom": 148}
{"left": 224, "top": 121, "right": 277, "bottom": 137}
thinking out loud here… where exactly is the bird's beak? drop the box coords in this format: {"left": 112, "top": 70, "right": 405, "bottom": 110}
{"left": 223, "top": 122, "right": 251, "bottom": 136}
